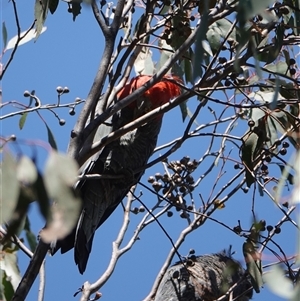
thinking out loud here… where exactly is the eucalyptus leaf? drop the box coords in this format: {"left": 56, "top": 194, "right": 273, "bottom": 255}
{"left": 17, "top": 156, "right": 38, "bottom": 185}
{"left": 248, "top": 90, "right": 284, "bottom": 105}
{"left": 277, "top": 163, "right": 294, "bottom": 185}
{"left": 2, "top": 22, "right": 8, "bottom": 50}
{"left": 49, "top": 0, "right": 59, "bottom": 14}
{"left": 35, "top": 172, "right": 50, "bottom": 220}
{"left": 238, "top": 0, "right": 276, "bottom": 21}
{"left": 249, "top": 107, "right": 266, "bottom": 122}
{"left": 24, "top": 216, "right": 37, "bottom": 252}
{"left": 266, "top": 115, "right": 279, "bottom": 148}
{"left": 243, "top": 241, "right": 263, "bottom": 293}
{"left": 1, "top": 248, "right": 21, "bottom": 291}
{"left": 291, "top": 285, "right": 300, "bottom": 301}
{"left": 294, "top": 0, "right": 300, "bottom": 36}
{"left": 2, "top": 271, "right": 14, "bottom": 301}
{"left": 156, "top": 40, "right": 173, "bottom": 73}
{"left": 0, "top": 152, "right": 19, "bottom": 224}
{"left": 264, "top": 265, "right": 294, "bottom": 298}
{"left": 42, "top": 151, "right": 81, "bottom": 242}
{"left": 193, "top": 11, "right": 209, "bottom": 81}
{"left": 179, "top": 101, "right": 188, "bottom": 122}
{"left": 241, "top": 131, "right": 259, "bottom": 187}
{"left": 184, "top": 57, "right": 193, "bottom": 84}
{"left": 134, "top": 47, "right": 154, "bottom": 76}
{"left": 19, "top": 113, "right": 28, "bottom": 130}
{"left": 5, "top": 27, "right": 47, "bottom": 51}
{"left": 34, "top": 0, "right": 49, "bottom": 40}
{"left": 291, "top": 152, "right": 300, "bottom": 205}
{"left": 45, "top": 123, "right": 58, "bottom": 150}
{"left": 264, "top": 61, "right": 289, "bottom": 75}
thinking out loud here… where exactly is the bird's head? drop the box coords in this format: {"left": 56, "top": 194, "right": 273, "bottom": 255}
{"left": 118, "top": 75, "right": 182, "bottom": 119}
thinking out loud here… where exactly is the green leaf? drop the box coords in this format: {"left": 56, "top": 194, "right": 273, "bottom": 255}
{"left": 264, "top": 265, "right": 294, "bottom": 298}
{"left": 264, "top": 61, "right": 289, "bottom": 75}
{"left": 34, "top": 0, "right": 49, "bottom": 41}
{"left": 2, "top": 271, "right": 15, "bottom": 301}
{"left": 198, "top": 0, "right": 217, "bottom": 14}
{"left": 6, "top": 29, "right": 46, "bottom": 51}
{"left": 294, "top": 0, "right": 300, "bottom": 36}
{"left": 243, "top": 240, "right": 263, "bottom": 293}
{"left": 5, "top": 189, "right": 31, "bottom": 239}
{"left": 184, "top": 56, "right": 193, "bottom": 84}
{"left": 49, "top": 0, "right": 59, "bottom": 14}
{"left": 238, "top": 0, "right": 275, "bottom": 21}
{"left": 2, "top": 22, "right": 8, "bottom": 50}
{"left": 18, "top": 113, "right": 28, "bottom": 130}
{"left": 291, "top": 152, "right": 300, "bottom": 205}
{"left": 277, "top": 163, "right": 294, "bottom": 185}
{"left": 241, "top": 115, "right": 267, "bottom": 187}
{"left": 193, "top": 9, "right": 209, "bottom": 81}
{"left": 291, "top": 284, "right": 300, "bottom": 301}
{"left": 257, "top": 24, "right": 284, "bottom": 63}
{"left": 248, "top": 89, "right": 284, "bottom": 106}
{"left": 134, "top": 47, "right": 154, "bottom": 75}
{"left": 241, "top": 131, "right": 258, "bottom": 187}
{"left": 0, "top": 152, "right": 19, "bottom": 225}
{"left": 17, "top": 156, "right": 38, "bottom": 185}
{"left": 42, "top": 151, "right": 81, "bottom": 243}
{"left": 35, "top": 172, "right": 51, "bottom": 220}
{"left": 24, "top": 216, "right": 37, "bottom": 252}
{"left": 179, "top": 101, "right": 188, "bottom": 122}
{"left": 45, "top": 123, "right": 58, "bottom": 150}
{"left": 169, "top": 13, "right": 191, "bottom": 51}
{"left": 266, "top": 115, "right": 279, "bottom": 148}
{"left": 207, "top": 18, "right": 236, "bottom": 53}
{"left": 206, "top": 24, "right": 221, "bottom": 53}
{"left": 158, "top": 4, "right": 170, "bottom": 15}
{"left": 1, "top": 248, "right": 21, "bottom": 291}
{"left": 156, "top": 39, "right": 173, "bottom": 73}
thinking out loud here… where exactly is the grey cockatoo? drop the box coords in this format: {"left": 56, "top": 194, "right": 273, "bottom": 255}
{"left": 53, "top": 75, "right": 181, "bottom": 274}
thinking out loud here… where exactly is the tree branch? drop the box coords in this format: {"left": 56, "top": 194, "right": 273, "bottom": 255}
{"left": 12, "top": 240, "right": 49, "bottom": 301}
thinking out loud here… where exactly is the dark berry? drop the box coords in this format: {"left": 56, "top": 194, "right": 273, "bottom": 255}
{"left": 59, "top": 119, "right": 66, "bottom": 126}
{"left": 280, "top": 148, "right": 287, "bottom": 156}
{"left": 261, "top": 164, "right": 268, "bottom": 171}
{"left": 265, "top": 156, "right": 272, "bottom": 163}
{"left": 69, "top": 109, "right": 76, "bottom": 116}
{"left": 56, "top": 86, "right": 63, "bottom": 93}
{"left": 282, "top": 141, "right": 289, "bottom": 148}
{"left": 148, "top": 176, "right": 155, "bottom": 183}
{"left": 248, "top": 119, "right": 255, "bottom": 127}
{"left": 189, "top": 249, "right": 195, "bottom": 255}
{"left": 225, "top": 79, "right": 231, "bottom": 86}
{"left": 274, "top": 227, "right": 281, "bottom": 234}
{"left": 167, "top": 211, "right": 173, "bottom": 217}
{"left": 23, "top": 90, "right": 31, "bottom": 97}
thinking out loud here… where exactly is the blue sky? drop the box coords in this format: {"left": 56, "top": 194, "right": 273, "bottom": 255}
{"left": 1, "top": 1, "right": 299, "bottom": 301}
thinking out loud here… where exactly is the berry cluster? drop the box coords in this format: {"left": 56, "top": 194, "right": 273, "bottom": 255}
{"left": 148, "top": 156, "right": 199, "bottom": 218}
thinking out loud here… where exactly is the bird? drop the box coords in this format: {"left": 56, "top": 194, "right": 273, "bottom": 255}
{"left": 52, "top": 75, "right": 181, "bottom": 274}
{"left": 154, "top": 251, "right": 253, "bottom": 301}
